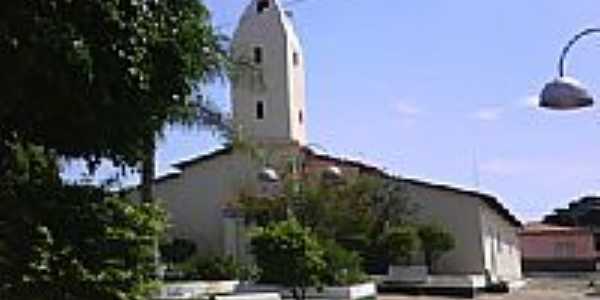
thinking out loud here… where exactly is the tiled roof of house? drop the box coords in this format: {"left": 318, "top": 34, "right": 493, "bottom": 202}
{"left": 521, "top": 222, "right": 590, "bottom": 235}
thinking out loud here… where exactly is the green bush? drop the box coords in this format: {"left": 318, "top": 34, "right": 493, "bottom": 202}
{"left": 250, "top": 219, "right": 326, "bottom": 300}
{"left": 381, "top": 225, "right": 420, "bottom": 265}
{"left": 178, "top": 255, "right": 250, "bottom": 281}
{"left": 160, "top": 238, "right": 197, "bottom": 264}
{"left": 417, "top": 222, "right": 455, "bottom": 270}
{"left": 320, "top": 239, "right": 367, "bottom": 286}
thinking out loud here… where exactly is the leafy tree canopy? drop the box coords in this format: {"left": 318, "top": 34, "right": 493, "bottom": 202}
{"left": 250, "top": 219, "right": 326, "bottom": 300}
{"left": 0, "top": 0, "right": 226, "bottom": 168}
{"left": 417, "top": 222, "right": 455, "bottom": 270}
{"left": 0, "top": 143, "right": 167, "bottom": 300}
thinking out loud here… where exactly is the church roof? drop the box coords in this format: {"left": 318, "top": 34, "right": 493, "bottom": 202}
{"left": 302, "top": 147, "right": 522, "bottom": 227}
{"left": 172, "top": 146, "right": 233, "bottom": 170}
{"left": 159, "top": 144, "right": 521, "bottom": 227}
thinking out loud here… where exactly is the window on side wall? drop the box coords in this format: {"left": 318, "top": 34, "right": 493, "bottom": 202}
{"left": 253, "top": 46, "right": 263, "bottom": 64}
{"left": 497, "top": 233, "right": 503, "bottom": 253}
{"left": 554, "top": 241, "right": 576, "bottom": 257}
{"left": 256, "top": 101, "right": 265, "bottom": 120}
{"left": 293, "top": 51, "right": 300, "bottom": 66}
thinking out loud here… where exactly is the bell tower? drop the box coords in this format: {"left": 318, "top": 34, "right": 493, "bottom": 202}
{"left": 231, "top": 0, "right": 307, "bottom": 145}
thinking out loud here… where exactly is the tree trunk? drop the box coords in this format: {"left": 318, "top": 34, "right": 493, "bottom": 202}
{"left": 141, "top": 136, "right": 160, "bottom": 277}
{"left": 141, "top": 138, "right": 155, "bottom": 204}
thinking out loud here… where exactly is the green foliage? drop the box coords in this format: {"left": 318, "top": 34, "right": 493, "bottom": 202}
{"left": 160, "top": 238, "right": 198, "bottom": 265}
{"left": 177, "top": 255, "right": 254, "bottom": 281}
{"left": 380, "top": 226, "right": 420, "bottom": 265}
{"left": 250, "top": 219, "right": 326, "bottom": 300}
{"left": 0, "top": 0, "right": 227, "bottom": 168}
{"left": 0, "top": 143, "right": 167, "bottom": 300}
{"left": 320, "top": 239, "right": 366, "bottom": 286}
{"left": 236, "top": 175, "right": 416, "bottom": 248}
{"left": 0, "top": 0, "right": 228, "bottom": 298}
{"left": 236, "top": 175, "right": 419, "bottom": 275}
{"left": 417, "top": 222, "right": 455, "bottom": 270}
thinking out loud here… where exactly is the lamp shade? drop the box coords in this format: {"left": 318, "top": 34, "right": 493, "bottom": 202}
{"left": 258, "top": 167, "right": 279, "bottom": 183}
{"left": 540, "top": 77, "right": 593, "bottom": 110}
{"left": 322, "top": 166, "right": 343, "bottom": 182}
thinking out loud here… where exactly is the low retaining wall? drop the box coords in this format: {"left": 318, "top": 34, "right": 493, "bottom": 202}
{"left": 155, "top": 280, "right": 239, "bottom": 299}
{"left": 236, "top": 282, "right": 377, "bottom": 299}
{"left": 379, "top": 274, "right": 487, "bottom": 298}
{"left": 522, "top": 259, "right": 597, "bottom": 272}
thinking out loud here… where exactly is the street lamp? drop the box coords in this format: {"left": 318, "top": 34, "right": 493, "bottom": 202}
{"left": 256, "top": 144, "right": 343, "bottom": 187}
{"left": 540, "top": 28, "right": 598, "bottom": 110}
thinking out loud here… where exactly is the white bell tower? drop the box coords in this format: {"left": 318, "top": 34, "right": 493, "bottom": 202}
{"left": 231, "top": 0, "right": 307, "bottom": 145}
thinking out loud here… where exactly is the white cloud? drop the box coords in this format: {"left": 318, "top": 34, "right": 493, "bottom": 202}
{"left": 480, "top": 157, "right": 596, "bottom": 179}
{"left": 520, "top": 95, "right": 540, "bottom": 109}
{"left": 480, "top": 159, "right": 528, "bottom": 176}
{"left": 395, "top": 101, "right": 422, "bottom": 117}
{"left": 473, "top": 107, "right": 503, "bottom": 121}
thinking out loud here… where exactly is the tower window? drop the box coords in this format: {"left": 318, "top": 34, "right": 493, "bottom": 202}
{"left": 257, "top": 0, "right": 270, "bottom": 13}
{"left": 298, "top": 110, "right": 303, "bottom": 124}
{"left": 253, "top": 46, "right": 263, "bottom": 64}
{"left": 256, "top": 101, "right": 265, "bottom": 120}
{"left": 293, "top": 51, "right": 300, "bottom": 66}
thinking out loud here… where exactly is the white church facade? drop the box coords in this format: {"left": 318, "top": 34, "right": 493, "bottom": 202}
{"left": 132, "top": 0, "right": 522, "bottom": 284}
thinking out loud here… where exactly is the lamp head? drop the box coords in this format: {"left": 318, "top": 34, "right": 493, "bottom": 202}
{"left": 258, "top": 167, "right": 279, "bottom": 183}
{"left": 540, "top": 77, "right": 593, "bottom": 110}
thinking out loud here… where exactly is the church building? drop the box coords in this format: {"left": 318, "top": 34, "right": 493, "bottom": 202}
{"left": 133, "top": 0, "right": 522, "bottom": 286}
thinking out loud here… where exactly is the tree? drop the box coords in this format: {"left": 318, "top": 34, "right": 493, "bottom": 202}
{"left": 0, "top": 0, "right": 228, "bottom": 298}
{"left": 235, "top": 174, "right": 418, "bottom": 274}
{"left": 0, "top": 0, "right": 227, "bottom": 166}
{"left": 250, "top": 219, "right": 326, "bottom": 300}
{"left": 417, "top": 222, "right": 455, "bottom": 272}
{"left": 0, "top": 143, "right": 167, "bottom": 300}
{"left": 380, "top": 225, "right": 420, "bottom": 266}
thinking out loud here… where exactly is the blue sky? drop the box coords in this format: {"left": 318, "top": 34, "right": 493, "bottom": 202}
{"left": 64, "top": 0, "right": 600, "bottom": 221}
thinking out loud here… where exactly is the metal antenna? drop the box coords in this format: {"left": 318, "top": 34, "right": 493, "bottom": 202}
{"left": 472, "top": 147, "right": 481, "bottom": 188}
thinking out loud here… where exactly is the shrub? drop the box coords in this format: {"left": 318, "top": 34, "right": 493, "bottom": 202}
{"left": 417, "top": 222, "right": 455, "bottom": 270}
{"left": 160, "top": 238, "right": 197, "bottom": 264}
{"left": 250, "top": 219, "right": 326, "bottom": 300}
{"left": 179, "top": 255, "right": 247, "bottom": 281}
{"left": 320, "top": 239, "right": 366, "bottom": 286}
{"left": 381, "top": 225, "right": 420, "bottom": 265}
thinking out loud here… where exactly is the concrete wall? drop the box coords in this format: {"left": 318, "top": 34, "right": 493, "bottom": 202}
{"left": 479, "top": 204, "right": 522, "bottom": 280}
{"left": 231, "top": 0, "right": 306, "bottom": 145}
{"left": 150, "top": 151, "right": 257, "bottom": 256}
{"left": 403, "top": 183, "right": 485, "bottom": 275}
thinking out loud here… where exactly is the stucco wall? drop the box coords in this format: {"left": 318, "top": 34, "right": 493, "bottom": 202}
{"left": 151, "top": 151, "right": 257, "bottom": 256}
{"left": 479, "top": 204, "right": 522, "bottom": 280}
{"left": 521, "top": 232, "right": 596, "bottom": 260}
{"left": 403, "top": 183, "right": 485, "bottom": 275}
{"left": 231, "top": 0, "right": 306, "bottom": 145}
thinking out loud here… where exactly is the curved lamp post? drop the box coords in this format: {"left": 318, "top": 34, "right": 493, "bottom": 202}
{"left": 540, "top": 28, "right": 598, "bottom": 110}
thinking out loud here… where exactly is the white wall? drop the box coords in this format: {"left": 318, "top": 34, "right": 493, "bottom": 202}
{"left": 479, "top": 204, "right": 522, "bottom": 280}
{"left": 151, "top": 151, "right": 257, "bottom": 256}
{"left": 231, "top": 0, "right": 306, "bottom": 145}
{"left": 404, "top": 183, "right": 486, "bottom": 275}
